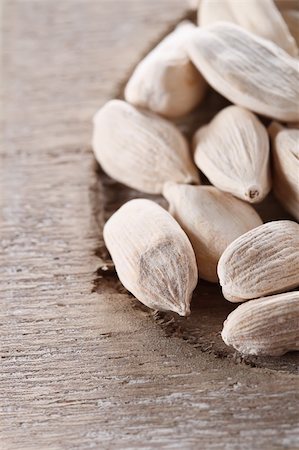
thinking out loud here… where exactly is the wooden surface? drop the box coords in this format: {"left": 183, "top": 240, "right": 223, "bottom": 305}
{"left": 1, "top": 1, "right": 298, "bottom": 449}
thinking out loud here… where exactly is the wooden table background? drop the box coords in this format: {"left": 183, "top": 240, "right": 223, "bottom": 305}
{"left": 1, "top": 1, "right": 298, "bottom": 449}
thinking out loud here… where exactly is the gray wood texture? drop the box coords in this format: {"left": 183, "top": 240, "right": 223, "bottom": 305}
{"left": 1, "top": 1, "right": 298, "bottom": 449}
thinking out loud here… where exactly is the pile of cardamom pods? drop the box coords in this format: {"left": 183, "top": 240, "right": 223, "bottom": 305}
{"left": 92, "top": 0, "right": 299, "bottom": 357}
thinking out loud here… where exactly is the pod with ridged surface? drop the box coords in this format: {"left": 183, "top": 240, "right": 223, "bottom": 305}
{"left": 198, "top": 0, "right": 298, "bottom": 56}
{"left": 218, "top": 220, "right": 299, "bottom": 302}
{"left": 92, "top": 100, "right": 199, "bottom": 194}
{"left": 103, "top": 199, "right": 198, "bottom": 316}
{"left": 222, "top": 291, "right": 299, "bottom": 356}
{"left": 186, "top": 22, "right": 299, "bottom": 122}
{"left": 193, "top": 105, "right": 271, "bottom": 203}
{"left": 163, "top": 183, "right": 262, "bottom": 282}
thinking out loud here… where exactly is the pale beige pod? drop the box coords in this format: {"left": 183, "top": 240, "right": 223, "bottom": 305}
{"left": 163, "top": 183, "right": 262, "bottom": 282}
{"left": 186, "top": 23, "right": 299, "bottom": 122}
{"left": 198, "top": 0, "right": 298, "bottom": 56}
{"left": 92, "top": 100, "right": 199, "bottom": 194}
{"left": 103, "top": 199, "right": 198, "bottom": 316}
{"left": 268, "top": 122, "right": 299, "bottom": 220}
{"left": 226, "top": 0, "right": 298, "bottom": 56}
{"left": 222, "top": 291, "right": 299, "bottom": 356}
{"left": 124, "top": 21, "right": 207, "bottom": 118}
{"left": 218, "top": 220, "right": 299, "bottom": 302}
{"left": 193, "top": 106, "right": 271, "bottom": 203}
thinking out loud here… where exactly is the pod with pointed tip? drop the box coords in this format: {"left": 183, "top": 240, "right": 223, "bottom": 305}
{"left": 103, "top": 199, "right": 198, "bottom": 316}
{"left": 163, "top": 183, "right": 262, "bottom": 282}
{"left": 222, "top": 291, "right": 299, "bottom": 356}
{"left": 193, "top": 105, "right": 271, "bottom": 203}
{"left": 218, "top": 220, "right": 299, "bottom": 302}
{"left": 186, "top": 23, "right": 299, "bottom": 122}
{"left": 92, "top": 100, "right": 199, "bottom": 194}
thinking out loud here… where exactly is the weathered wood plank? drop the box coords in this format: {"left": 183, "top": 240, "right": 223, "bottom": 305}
{"left": 1, "top": 1, "right": 298, "bottom": 449}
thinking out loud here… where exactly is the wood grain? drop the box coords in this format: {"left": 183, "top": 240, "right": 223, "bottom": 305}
{"left": 1, "top": 1, "right": 298, "bottom": 449}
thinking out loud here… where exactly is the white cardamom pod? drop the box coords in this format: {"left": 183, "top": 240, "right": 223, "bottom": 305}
{"left": 193, "top": 105, "right": 271, "bottom": 203}
{"left": 103, "top": 199, "right": 198, "bottom": 316}
{"left": 198, "top": 0, "right": 298, "bottom": 56}
{"left": 218, "top": 220, "right": 299, "bottom": 302}
{"left": 124, "top": 21, "right": 207, "bottom": 118}
{"left": 268, "top": 122, "right": 299, "bottom": 221}
{"left": 92, "top": 100, "right": 199, "bottom": 194}
{"left": 186, "top": 22, "right": 299, "bottom": 122}
{"left": 163, "top": 183, "right": 262, "bottom": 282}
{"left": 222, "top": 291, "right": 299, "bottom": 356}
